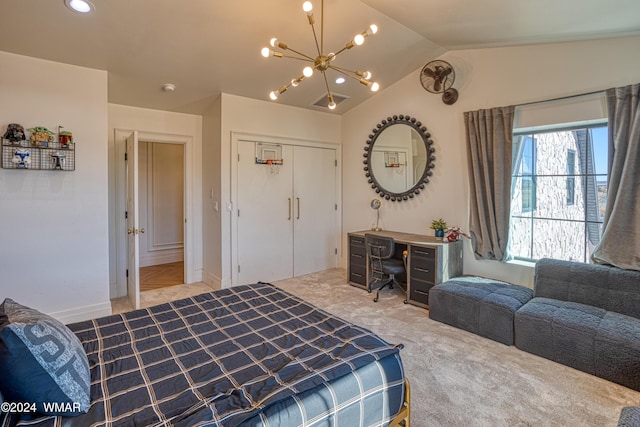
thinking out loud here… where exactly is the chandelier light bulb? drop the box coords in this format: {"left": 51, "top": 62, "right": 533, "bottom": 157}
{"left": 328, "top": 101, "right": 337, "bottom": 110}
{"left": 354, "top": 34, "right": 365, "bottom": 46}
{"left": 270, "top": 38, "right": 278, "bottom": 47}
{"left": 368, "top": 24, "right": 378, "bottom": 35}
{"left": 363, "top": 71, "right": 372, "bottom": 80}
{"left": 291, "top": 78, "right": 299, "bottom": 87}
{"left": 303, "top": 66, "right": 314, "bottom": 77}
{"left": 370, "top": 82, "right": 380, "bottom": 92}
{"left": 261, "top": 47, "right": 271, "bottom": 58}
{"left": 269, "top": 91, "right": 279, "bottom": 100}
{"left": 302, "top": 1, "right": 313, "bottom": 13}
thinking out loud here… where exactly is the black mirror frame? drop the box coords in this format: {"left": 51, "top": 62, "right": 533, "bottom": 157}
{"left": 363, "top": 114, "right": 436, "bottom": 202}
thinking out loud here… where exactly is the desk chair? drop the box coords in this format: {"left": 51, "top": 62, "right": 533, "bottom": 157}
{"left": 365, "top": 234, "right": 406, "bottom": 302}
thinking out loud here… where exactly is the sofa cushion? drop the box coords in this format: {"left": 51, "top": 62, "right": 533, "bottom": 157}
{"left": 0, "top": 298, "right": 90, "bottom": 415}
{"left": 534, "top": 258, "right": 640, "bottom": 319}
{"left": 515, "top": 297, "right": 640, "bottom": 391}
{"left": 429, "top": 276, "right": 533, "bottom": 345}
{"left": 618, "top": 407, "right": 640, "bottom": 427}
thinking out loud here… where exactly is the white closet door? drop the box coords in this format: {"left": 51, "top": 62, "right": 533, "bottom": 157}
{"left": 293, "top": 145, "right": 337, "bottom": 276}
{"left": 237, "top": 141, "right": 294, "bottom": 285}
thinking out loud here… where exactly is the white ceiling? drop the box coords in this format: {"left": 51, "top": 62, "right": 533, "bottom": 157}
{"left": 1, "top": 0, "right": 638, "bottom": 115}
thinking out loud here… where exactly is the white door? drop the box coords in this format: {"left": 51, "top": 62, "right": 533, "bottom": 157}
{"left": 236, "top": 141, "right": 294, "bottom": 285}
{"left": 126, "top": 131, "right": 140, "bottom": 309}
{"left": 293, "top": 145, "right": 337, "bottom": 276}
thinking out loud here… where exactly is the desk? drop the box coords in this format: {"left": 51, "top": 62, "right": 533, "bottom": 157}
{"left": 348, "top": 230, "right": 463, "bottom": 308}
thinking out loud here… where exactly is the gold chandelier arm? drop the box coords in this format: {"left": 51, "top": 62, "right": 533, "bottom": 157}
{"left": 321, "top": 70, "right": 337, "bottom": 109}
{"left": 281, "top": 54, "right": 315, "bottom": 63}
{"left": 331, "top": 43, "right": 354, "bottom": 58}
{"left": 283, "top": 47, "right": 316, "bottom": 62}
{"left": 328, "top": 65, "right": 365, "bottom": 79}
{"left": 331, "top": 24, "right": 378, "bottom": 57}
{"left": 321, "top": 70, "right": 332, "bottom": 94}
{"left": 309, "top": 21, "right": 322, "bottom": 58}
{"left": 320, "top": 0, "right": 324, "bottom": 55}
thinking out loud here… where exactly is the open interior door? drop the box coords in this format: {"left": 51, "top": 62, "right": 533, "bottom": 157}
{"left": 126, "top": 131, "right": 140, "bottom": 309}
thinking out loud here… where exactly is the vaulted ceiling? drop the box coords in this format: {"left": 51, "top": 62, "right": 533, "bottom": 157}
{"left": 1, "top": 0, "right": 638, "bottom": 115}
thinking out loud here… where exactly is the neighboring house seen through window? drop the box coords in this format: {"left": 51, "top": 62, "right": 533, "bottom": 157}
{"left": 509, "top": 124, "right": 608, "bottom": 262}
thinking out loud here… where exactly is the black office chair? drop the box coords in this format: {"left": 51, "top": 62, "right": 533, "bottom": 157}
{"left": 365, "top": 234, "right": 406, "bottom": 302}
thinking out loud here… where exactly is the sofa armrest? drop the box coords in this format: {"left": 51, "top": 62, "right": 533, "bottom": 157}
{"left": 534, "top": 258, "right": 640, "bottom": 319}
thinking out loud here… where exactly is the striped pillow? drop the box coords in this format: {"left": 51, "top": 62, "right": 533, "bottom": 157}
{"left": 0, "top": 299, "right": 90, "bottom": 416}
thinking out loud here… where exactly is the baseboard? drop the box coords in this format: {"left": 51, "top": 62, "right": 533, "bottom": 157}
{"left": 140, "top": 251, "right": 183, "bottom": 268}
{"left": 49, "top": 301, "right": 113, "bottom": 324}
{"left": 202, "top": 269, "right": 222, "bottom": 291}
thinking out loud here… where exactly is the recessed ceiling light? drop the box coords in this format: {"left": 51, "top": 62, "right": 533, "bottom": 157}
{"left": 335, "top": 77, "right": 346, "bottom": 85}
{"left": 64, "top": 0, "right": 94, "bottom": 13}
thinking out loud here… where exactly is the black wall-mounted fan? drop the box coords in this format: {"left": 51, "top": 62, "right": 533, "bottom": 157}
{"left": 420, "top": 60, "right": 459, "bottom": 105}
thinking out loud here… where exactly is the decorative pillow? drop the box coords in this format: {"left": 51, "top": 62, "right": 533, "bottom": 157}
{"left": 0, "top": 298, "right": 90, "bottom": 416}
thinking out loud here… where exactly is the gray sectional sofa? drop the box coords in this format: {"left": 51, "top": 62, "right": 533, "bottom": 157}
{"left": 429, "top": 257, "right": 640, "bottom": 392}
{"left": 515, "top": 258, "right": 640, "bottom": 391}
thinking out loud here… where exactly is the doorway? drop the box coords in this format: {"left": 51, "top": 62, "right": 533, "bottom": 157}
{"left": 137, "top": 141, "right": 185, "bottom": 291}
{"left": 116, "top": 129, "right": 194, "bottom": 310}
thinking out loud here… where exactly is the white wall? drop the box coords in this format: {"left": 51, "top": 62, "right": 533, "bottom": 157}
{"left": 342, "top": 36, "right": 640, "bottom": 287}
{"left": 202, "top": 96, "right": 222, "bottom": 289}
{"left": 0, "top": 52, "right": 110, "bottom": 322}
{"left": 108, "top": 104, "right": 203, "bottom": 298}
{"left": 201, "top": 93, "right": 341, "bottom": 289}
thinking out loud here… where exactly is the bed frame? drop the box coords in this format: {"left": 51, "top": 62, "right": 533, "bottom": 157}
{"left": 390, "top": 378, "right": 411, "bottom": 426}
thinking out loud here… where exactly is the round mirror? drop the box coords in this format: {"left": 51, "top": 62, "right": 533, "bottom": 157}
{"left": 363, "top": 115, "right": 436, "bottom": 201}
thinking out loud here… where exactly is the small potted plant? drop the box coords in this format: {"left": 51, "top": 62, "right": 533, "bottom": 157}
{"left": 430, "top": 218, "right": 447, "bottom": 238}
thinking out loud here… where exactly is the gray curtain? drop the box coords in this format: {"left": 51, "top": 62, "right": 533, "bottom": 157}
{"left": 592, "top": 83, "right": 640, "bottom": 270}
{"left": 464, "top": 106, "right": 515, "bottom": 260}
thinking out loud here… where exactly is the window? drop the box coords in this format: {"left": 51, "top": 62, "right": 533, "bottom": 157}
{"left": 519, "top": 137, "right": 536, "bottom": 212}
{"left": 509, "top": 124, "right": 608, "bottom": 263}
{"left": 566, "top": 149, "right": 576, "bottom": 205}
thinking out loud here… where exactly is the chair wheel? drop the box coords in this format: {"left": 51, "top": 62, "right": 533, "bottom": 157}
{"left": 403, "top": 300, "right": 408, "bottom": 304}
{"left": 367, "top": 289, "right": 372, "bottom": 293}
{"left": 373, "top": 298, "right": 379, "bottom": 302}
{"left": 389, "top": 284, "right": 393, "bottom": 289}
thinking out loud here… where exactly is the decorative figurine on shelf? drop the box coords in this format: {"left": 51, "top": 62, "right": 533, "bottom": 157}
{"left": 430, "top": 218, "right": 448, "bottom": 238}
{"left": 58, "top": 126, "right": 73, "bottom": 148}
{"left": 444, "top": 227, "right": 470, "bottom": 242}
{"left": 28, "top": 126, "right": 55, "bottom": 147}
{"left": 3, "top": 123, "right": 26, "bottom": 144}
{"left": 51, "top": 151, "right": 66, "bottom": 170}
{"left": 11, "top": 148, "right": 31, "bottom": 168}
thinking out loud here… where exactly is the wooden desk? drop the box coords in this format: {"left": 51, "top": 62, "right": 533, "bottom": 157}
{"left": 347, "top": 230, "right": 463, "bottom": 308}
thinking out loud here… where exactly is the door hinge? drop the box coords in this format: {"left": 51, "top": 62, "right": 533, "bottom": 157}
{"left": 238, "top": 265, "right": 240, "bottom": 273}
{"left": 335, "top": 159, "right": 337, "bottom": 167}
{"left": 125, "top": 211, "right": 128, "bottom": 219}
{"left": 124, "top": 152, "right": 128, "bottom": 161}
{"left": 335, "top": 248, "right": 338, "bottom": 254}
{"left": 238, "top": 153, "right": 240, "bottom": 161}
{"left": 335, "top": 203, "right": 337, "bottom": 210}
{"left": 126, "top": 269, "right": 129, "bottom": 278}
{"left": 237, "top": 209, "right": 240, "bottom": 217}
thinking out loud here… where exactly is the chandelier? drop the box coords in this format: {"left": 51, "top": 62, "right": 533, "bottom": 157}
{"left": 261, "top": 0, "right": 380, "bottom": 110}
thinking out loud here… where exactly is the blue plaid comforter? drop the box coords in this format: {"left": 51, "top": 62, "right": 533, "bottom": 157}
{"left": 2, "top": 282, "right": 404, "bottom": 426}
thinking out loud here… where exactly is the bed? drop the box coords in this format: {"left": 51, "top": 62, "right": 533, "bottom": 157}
{"left": 0, "top": 282, "right": 410, "bottom": 426}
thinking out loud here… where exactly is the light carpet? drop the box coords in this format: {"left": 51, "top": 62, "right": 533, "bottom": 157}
{"left": 273, "top": 269, "right": 640, "bottom": 427}
{"left": 112, "top": 269, "right": 640, "bottom": 426}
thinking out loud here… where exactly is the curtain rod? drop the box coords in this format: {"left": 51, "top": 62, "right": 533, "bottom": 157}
{"left": 515, "top": 89, "right": 605, "bottom": 108}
